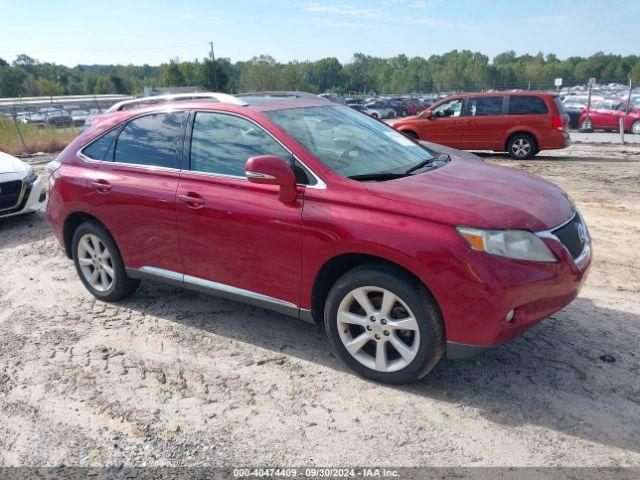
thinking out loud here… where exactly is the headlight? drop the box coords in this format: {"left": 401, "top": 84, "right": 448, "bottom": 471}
{"left": 23, "top": 165, "right": 38, "bottom": 184}
{"left": 457, "top": 227, "right": 557, "bottom": 262}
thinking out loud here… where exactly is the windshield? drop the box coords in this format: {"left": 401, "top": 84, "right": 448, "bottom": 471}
{"left": 265, "top": 106, "right": 435, "bottom": 178}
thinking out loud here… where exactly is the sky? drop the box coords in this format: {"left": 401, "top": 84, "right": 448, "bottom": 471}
{"left": 0, "top": 0, "right": 638, "bottom": 66}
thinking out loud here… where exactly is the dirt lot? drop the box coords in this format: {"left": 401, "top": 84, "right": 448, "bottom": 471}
{"left": 1, "top": 143, "right": 639, "bottom": 467}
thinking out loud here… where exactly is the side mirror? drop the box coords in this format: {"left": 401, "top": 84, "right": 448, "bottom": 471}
{"left": 245, "top": 155, "right": 298, "bottom": 204}
{"left": 421, "top": 110, "right": 432, "bottom": 119}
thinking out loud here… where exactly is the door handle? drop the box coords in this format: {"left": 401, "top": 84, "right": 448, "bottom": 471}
{"left": 178, "top": 193, "right": 205, "bottom": 209}
{"left": 91, "top": 180, "right": 112, "bottom": 194}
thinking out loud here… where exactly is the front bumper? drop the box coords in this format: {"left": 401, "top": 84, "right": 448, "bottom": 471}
{"left": 0, "top": 176, "right": 46, "bottom": 219}
{"left": 439, "top": 220, "right": 591, "bottom": 359}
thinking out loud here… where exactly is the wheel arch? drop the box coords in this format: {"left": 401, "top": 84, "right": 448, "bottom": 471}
{"left": 397, "top": 127, "right": 419, "bottom": 139}
{"left": 309, "top": 252, "right": 442, "bottom": 327}
{"left": 62, "top": 212, "right": 108, "bottom": 259}
{"left": 504, "top": 129, "right": 539, "bottom": 152}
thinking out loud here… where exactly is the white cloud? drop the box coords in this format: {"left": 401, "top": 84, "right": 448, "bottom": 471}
{"left": 305, "top": 3, "right": 382, "bottom": 18}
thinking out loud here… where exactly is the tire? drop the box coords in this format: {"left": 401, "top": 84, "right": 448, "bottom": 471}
{"left": 324, "top": 263, "right": 445, "bottom": 384}
{"left": 371, "top": 113, "right": 379, "bottom": 119}
{"left": 581, "top": 119, "right": 592, "bottom": 129}
{"left": 400, "top": 110, "right": 408, "bottom": 117}
{"left": 507, "top": 133, "right": 537, "bottom": 160}
{"left": 388, "top": 111, "right": 396, "bottom": 119}
{"left": 72, "top": 220, "right": 140, "bottom": 301}
{"left": 632, "top": 120, "right": 640, "bottom": 135}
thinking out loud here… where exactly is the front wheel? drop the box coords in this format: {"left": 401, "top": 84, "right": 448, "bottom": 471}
{"left": 72, "top": 221, "right": 140, "bottom": 301}
{"left": 632, "top": 120, "right": 640, "bottom": 135}
{"left": 581, "top": 119, "right": 592, "bottom": 129}
{"left": 324, "top": 264, "right": 445, "bottom": 384}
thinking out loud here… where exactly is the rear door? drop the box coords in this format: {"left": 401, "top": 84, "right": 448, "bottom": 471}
{"left": 420, "top": 97, "right": 463, "bottom": 147}
{"left": 87, "top": 112, "right": 186, "bottom": 273}
{"left": 461, "top": 95, "right": 506, "bottom": 150}
{"left": 176, "top": 111, "right": 304, "bottom": 310}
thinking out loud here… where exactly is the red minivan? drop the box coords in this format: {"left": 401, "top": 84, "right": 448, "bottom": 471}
{"left": 46, "top": 92, "right": 590, "bottom": 384}
{"left": 393, "top": 92, "right": 570, "bottom": 159}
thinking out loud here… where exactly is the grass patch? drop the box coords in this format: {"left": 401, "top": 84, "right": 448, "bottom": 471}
{"left": 0, "top": 118, "right": 78, "bottom": 156}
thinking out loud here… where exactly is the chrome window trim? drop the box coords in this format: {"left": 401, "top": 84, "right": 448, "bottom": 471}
{"left": 190, "top": 109, "right": 327, "bottom": 190}
{"left": 535, "top": 210, "right": 590, "bottom": 267}
{"left": 77, "top": 108, "right": 327, "bottom": 190}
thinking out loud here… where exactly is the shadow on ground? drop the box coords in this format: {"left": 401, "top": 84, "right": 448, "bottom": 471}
{"left": 117, "top": 280, "right": 640, "bottom": 455}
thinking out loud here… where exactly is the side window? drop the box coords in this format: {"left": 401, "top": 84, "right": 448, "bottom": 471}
{"left": 432, "top": 98, "right": 462, "bottom": 118}
{"left": 466, "top": 96, "right": 504, "bottom": 116}
{"left": 190, "top": 112, "right": 291, "bottom": 178}
{"left": 82, "top": 128, "right": 118, "bottom": 161}
{"left": 508, "top": 96, "right": 548, "bottom": 115}
{"left": 113, "top": 112, "right": 184, "bottom": 168}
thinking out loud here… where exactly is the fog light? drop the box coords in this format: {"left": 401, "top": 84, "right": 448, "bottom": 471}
{"left": 506, "top": 310, "right": 515, "bottom": 323}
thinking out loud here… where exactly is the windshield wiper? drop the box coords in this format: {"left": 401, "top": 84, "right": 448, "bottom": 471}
{"left": 404, "top": 154, "right": 449, "bottom": 174}
{"left": 347, "top": 172, "right": 409, "bottom": 182}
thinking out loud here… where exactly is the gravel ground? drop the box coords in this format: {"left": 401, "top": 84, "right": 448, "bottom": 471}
{"left": 0, "top": 145, "right": 639, "bottom": 467}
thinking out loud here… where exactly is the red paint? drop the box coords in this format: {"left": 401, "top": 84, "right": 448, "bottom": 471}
{"left": 393, "top": 92, "right": 570, "bottom": 153}
{"left": 47, "top": 98, "right": 590, "bottom": 349}
{"left": 578, "top": 102, "right": 640, "bottom": 131}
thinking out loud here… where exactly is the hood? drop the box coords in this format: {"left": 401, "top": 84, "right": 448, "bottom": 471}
{"left": 0, "top": 152, "right": 29, "bottom": 174}
{"left": 365, "top": 156, "right": 573, "bottom": 232}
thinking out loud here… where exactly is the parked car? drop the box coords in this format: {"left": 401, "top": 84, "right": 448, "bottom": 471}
{"left": 393, "top": 92, "right": 570, "bottom": 159}
{"left": 17, "top": 112, "right": 46, "bottom": 127}
{"left": 578, "top": 100, "right": 640, "bottom": 134}
{"left": 46, "top": 93, "right": 591, "bottom": 384}
{"left": 562, "top": 100, "right": 586, "bottom": 129}
{"left": 40, "top": 107, "right": 73, "bottom": 127}
{"left": 363, "top": 102, "right": 396, "bottom": 119}
{"left": 71, "top": 110, "right": 91, "bottom": 127}
{"left": 0, "top": 152, "right": 46, "bottom": 219}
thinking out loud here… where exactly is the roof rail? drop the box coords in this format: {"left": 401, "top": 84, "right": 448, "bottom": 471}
{"left": 105, "top": 92, "right": 248, "bottom": 113}
{"left": 240, "top": 91, "right": 330, "bottom": 102}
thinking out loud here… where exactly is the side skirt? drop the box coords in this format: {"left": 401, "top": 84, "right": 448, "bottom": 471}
{"left": 126, "top": 266, "right": 314, "bottom": 322}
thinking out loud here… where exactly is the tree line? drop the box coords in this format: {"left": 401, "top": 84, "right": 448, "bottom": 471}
{"left": 1, "top": 50, "right": 639, "bottom": 98}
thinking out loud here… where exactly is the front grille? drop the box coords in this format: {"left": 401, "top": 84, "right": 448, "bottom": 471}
{"left": 0, "top": 180, "right": 22, "bottom": 211}
{"left": 552, "top": 213, "right": 588, "bottom": 259}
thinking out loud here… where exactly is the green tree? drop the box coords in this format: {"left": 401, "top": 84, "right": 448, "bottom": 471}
{"left": 0, "top": 68, "right": 28, "bottom": 96}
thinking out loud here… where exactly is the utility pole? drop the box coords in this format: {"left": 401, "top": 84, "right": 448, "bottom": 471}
{"left": 209, "top": 41, "right": 218, "bottom": 91}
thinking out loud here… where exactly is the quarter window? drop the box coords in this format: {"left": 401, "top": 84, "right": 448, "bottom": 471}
{"left": 508, "top": 96, "right": 548, "bottom": 115}
{"left": 190, "top": 112, "right": 291, "bottom": 178}
{"left": 82, "top": 128, "right": 118, "bottom": 161}
{"left": 113, "top": 112, "right": 185, "bottom": 168}
{"left": 466, "top": 96, "right": 504, "bottom": 116}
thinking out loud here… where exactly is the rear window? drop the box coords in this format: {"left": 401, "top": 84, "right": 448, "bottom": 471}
{"left": 553, "top": 97, "right": 567, "bottom": 115}
{"left": 113, "top": 112, "right": 185, "bottom": 168}
{"left": 508, "top": 96, "right": 548, "bottom": 115}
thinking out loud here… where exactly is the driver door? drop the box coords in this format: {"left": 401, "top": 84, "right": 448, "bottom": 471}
{"left": 419, "top": 97, "right": 463, "bottom": 148}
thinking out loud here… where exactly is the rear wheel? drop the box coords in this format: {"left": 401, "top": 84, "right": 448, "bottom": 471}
{"left": 370, "top": 112, "right": 379, "bottom": 119}
{"left": 324, "top": 264, "right": 445, "bottom": 384}
{"left": 72, "top": 221, "right": 140, "bottom": 301}
{"left": 581, "top": 119, "right": 593, "bottom": 129}
{"left": 507, "top": 133, "right": 537, "bottom": 160}
{"left": 632, "top": 120, "right": 640, "bottom": 135}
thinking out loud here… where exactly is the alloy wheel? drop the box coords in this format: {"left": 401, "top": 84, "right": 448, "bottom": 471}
{"left": 336, "top": 286, "right": 420, "bottom": 373}
{"left": 77, "top": 233, "right": 114, "bottom": 292}
{"left": 512, "top": 138, "right": 531, "bottom": 158}
{"left": 632, "top": 121, "right": 640, "bottom": 135}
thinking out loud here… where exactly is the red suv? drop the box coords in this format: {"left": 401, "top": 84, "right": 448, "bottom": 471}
{"left": 393, "top": 92, "right": 570, "bottom": 159}
{"left": 46, "top": 92, "right": 591, "bottom": 384}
